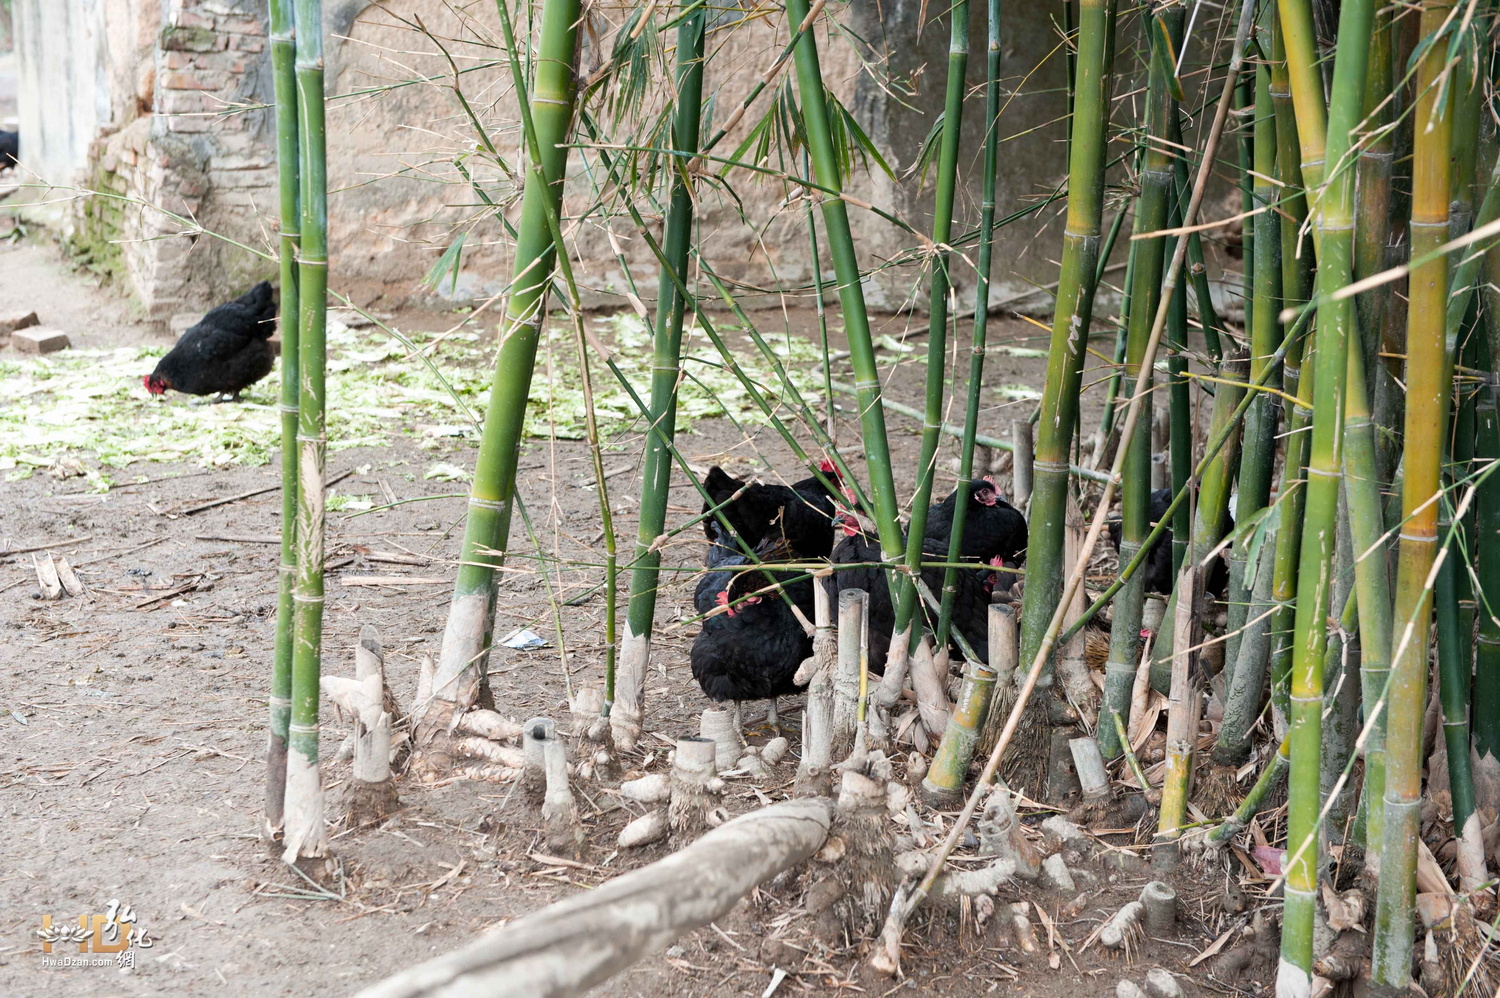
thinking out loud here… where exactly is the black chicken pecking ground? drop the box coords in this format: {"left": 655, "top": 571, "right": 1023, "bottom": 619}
{"left": 143, "top": 281, "right": 277, "bottom": 402}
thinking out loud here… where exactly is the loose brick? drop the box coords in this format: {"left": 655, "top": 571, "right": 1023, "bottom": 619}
{"left": 0, "top": 310, "right": 40, "bottom": 335}
{"left": 12, "top": 328, "right": 71, "bottom": 354}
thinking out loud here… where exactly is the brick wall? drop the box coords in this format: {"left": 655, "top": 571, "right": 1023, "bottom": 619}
{"left": 92, "top": 1, "right": 276, "bottom": 318}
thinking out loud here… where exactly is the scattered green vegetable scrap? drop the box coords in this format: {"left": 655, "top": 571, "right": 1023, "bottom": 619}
{"left": 0, "top": 312, "right": 825, "bottom": 489}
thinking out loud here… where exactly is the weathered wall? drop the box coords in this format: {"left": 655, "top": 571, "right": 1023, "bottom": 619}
{"left": 10, "top": 1, "right": 1116, "bottom": 318}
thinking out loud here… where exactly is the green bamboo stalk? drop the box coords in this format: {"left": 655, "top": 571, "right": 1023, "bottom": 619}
{"left": 894, "top": 0, "right": 970, "bottom": 681}
{"left": 423, "top": 0, "right": 582, "bottom": 736}
{"left": 1436, "top": 504, "right": 1476, "bottom": 830}
{"left": 1353, "top": 7, "right": 1394, "bottom": 399}
{"left": 616, "top": 3, "right": 707, "bottom": 749}
{"left": 1264, "top": 11, "right": 1313, "bottom": 736}
{"left": 1234, "top": 76, "right": 1255, "bottom": 339}
{"left": 1278, "top": 0, "right": 1378, "bottom": 984}
{"left": 285, "top": 0, "right": 328, "bottom": 863}
{"left": 1344, "top": 7, "right": 1398, "bottom": 874}
{"left": 1015, "top": 0, "right": 1117, "bottom": 788}
{"left": 1222, "top": 58, "right": 1282, "bottom": 683}
{"left": 786, "top": 0, "right": 910, "bottom": 648}
{"left": 934, "top": 0, "right": 1002, "bottom": 657}
{"left": 1149, "top": 354, "right": 1246, "bottom": 695}
{"left": 1476, "top": 371, "right": 1500, "bottom": 760}
{"left": 1168, "top": 111, "right": 1229, "bottom": 364}
{"left": 1346, "top": 323, "right": 1394, "bottom": 872}
{"left": 1099, "top": 4, "right": 1171, "bottom": 759}
{"left": 1321, "top": 494, "right": 1360, "bottom": 831}
{"left": 803, "top": 152, "right": 834, "bottom": 437}
{"left": 1372, "top": 2, "right": 1455, "bottom": 984}
{"left": 265, "top": 0, "right": 300, "bottom": 837}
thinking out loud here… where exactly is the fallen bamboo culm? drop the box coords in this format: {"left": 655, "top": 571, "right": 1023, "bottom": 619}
{"left": 355, "top": 798, "right": 834, "bottom": 998}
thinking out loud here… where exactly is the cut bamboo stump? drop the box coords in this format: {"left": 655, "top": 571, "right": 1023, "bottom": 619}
{"left": 1140, "top": 880, "right": 1177, "bottom": 935}
{"left": 832, "top": 589, "right": 867, "bottom": 759}
{"left": 354, "top": 799, "right": 834, "bottom": 998}
{"left": 522, "top": 717, "right": 556, "bottom": 805}
{"left": 976, "top": 604, "right": 1019, "bottom": 758}
{"left": 831, "top": 753, "right": 896, "bottom": 928}
{"left": 797, "top": 580, "right": 837, "bottom": 794}
{"left": 978, "top": 785, "right": 1040, "bottom": 880}
{"left": 698, "top": 708, "right": 740, "bottom": 772}
{"left": 669, "top": 736, "right": 722, "bottom": 835}
{"left": 542, "top": 733, "right": 584, "bottom": 856}
{"left": 320, "top": 625, "right": 399, "bottom": 827}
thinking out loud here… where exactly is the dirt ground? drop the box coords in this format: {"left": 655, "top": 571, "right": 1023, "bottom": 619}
{"left": 0, "top": 234, "right": 1267, "bottom": 998}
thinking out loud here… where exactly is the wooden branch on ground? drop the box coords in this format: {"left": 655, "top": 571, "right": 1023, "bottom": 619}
{"left": 177, "top": 468, "right": 353, "bottom": 516}
{"left": 355, "top": 798, "right": 833, "bottom": 998}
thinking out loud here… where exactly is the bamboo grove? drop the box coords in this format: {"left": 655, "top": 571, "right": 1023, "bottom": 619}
{"left": 257, "top": 0, "right": 1500, "bottom": 993}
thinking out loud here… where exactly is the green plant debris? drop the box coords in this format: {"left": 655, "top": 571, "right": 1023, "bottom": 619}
{"left": 874, "top": 334, "right": 915, "bottom": 354}
{"left": 532, "top": 313, "right": 826, "bottom": 440}
{"left": 0, "top": 312, "right": 825, "bottom": 484}
{"left": 424, "top": 462, "right": 470, "bottom": 482}
{"left": 994, "top": 383, "right": 1042, "bottom": 401}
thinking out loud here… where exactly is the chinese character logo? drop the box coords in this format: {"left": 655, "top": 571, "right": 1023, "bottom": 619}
{"left": 37, "top": 900, "right": 153, "bottom": 968}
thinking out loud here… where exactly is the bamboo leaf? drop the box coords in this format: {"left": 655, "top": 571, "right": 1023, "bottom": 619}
{"left": 420, "top": 232, "right": 468, "bottom": 296}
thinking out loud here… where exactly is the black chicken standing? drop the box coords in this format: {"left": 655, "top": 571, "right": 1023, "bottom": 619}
{"left": 689, "top": 531, "right": 815, "bottom": 730}
{"left": 143, "top": 282, "right": 277, "bottom": 401}
{"left": 1105, "top": 487, "right": 1230, "bottom": 596}
{"left": 825, "top": 479, "right": 1028, "bottom": 674}
{"left": 700, "top": 461, "right": 843, "bottom": 559}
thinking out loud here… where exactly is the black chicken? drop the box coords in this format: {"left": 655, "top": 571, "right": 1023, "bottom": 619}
{"left": 1106, "top": 487, "right": 1230, "bottom": 596}
{"left": 0, "top": 131, "right": 17, "bottom": 171}
{"left": 689, "top": 535, "right": 815, "bottom": 715}
{"left": 824, "top": 503, "right": 1005, "bottom": 675}
{"left": 923, "top": 477, "right": 1028, "bottom": 564}
{"left": 700, "top": 461, "right": 842, "bottom": 559}
{"left": 694, "top": 521, "right": 744, "bottom": 615}
{"left": 143, "top": 282, "right": 277, "bottom": 401}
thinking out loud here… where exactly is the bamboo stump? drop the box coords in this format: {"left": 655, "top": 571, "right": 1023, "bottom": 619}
{"left": 320, "top": 625, "right": 399, "bottom": 827}
{"left": 523, "top": 717, "right": 557, "bottom": 805}
{"left": 541, "top": 731, "right": 584, "bottom": 856}
{"left": 796, "top": 579, "right": 838, "bottom": 795}
{"left": 810, "top": 751, "right": 895, "bottom": 938}
{"left": 669, "top": 737, "right": 723, "bottom": 835}
{"left": 570, "top": 684, "right": 617, "bottom": 783}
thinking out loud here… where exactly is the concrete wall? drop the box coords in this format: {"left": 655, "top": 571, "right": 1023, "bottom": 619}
{"left": 14, "top": 0, "right": 112, "bottom": 194}
{"left": 9, "top": 2, "right": 1171, "bottom": 319}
